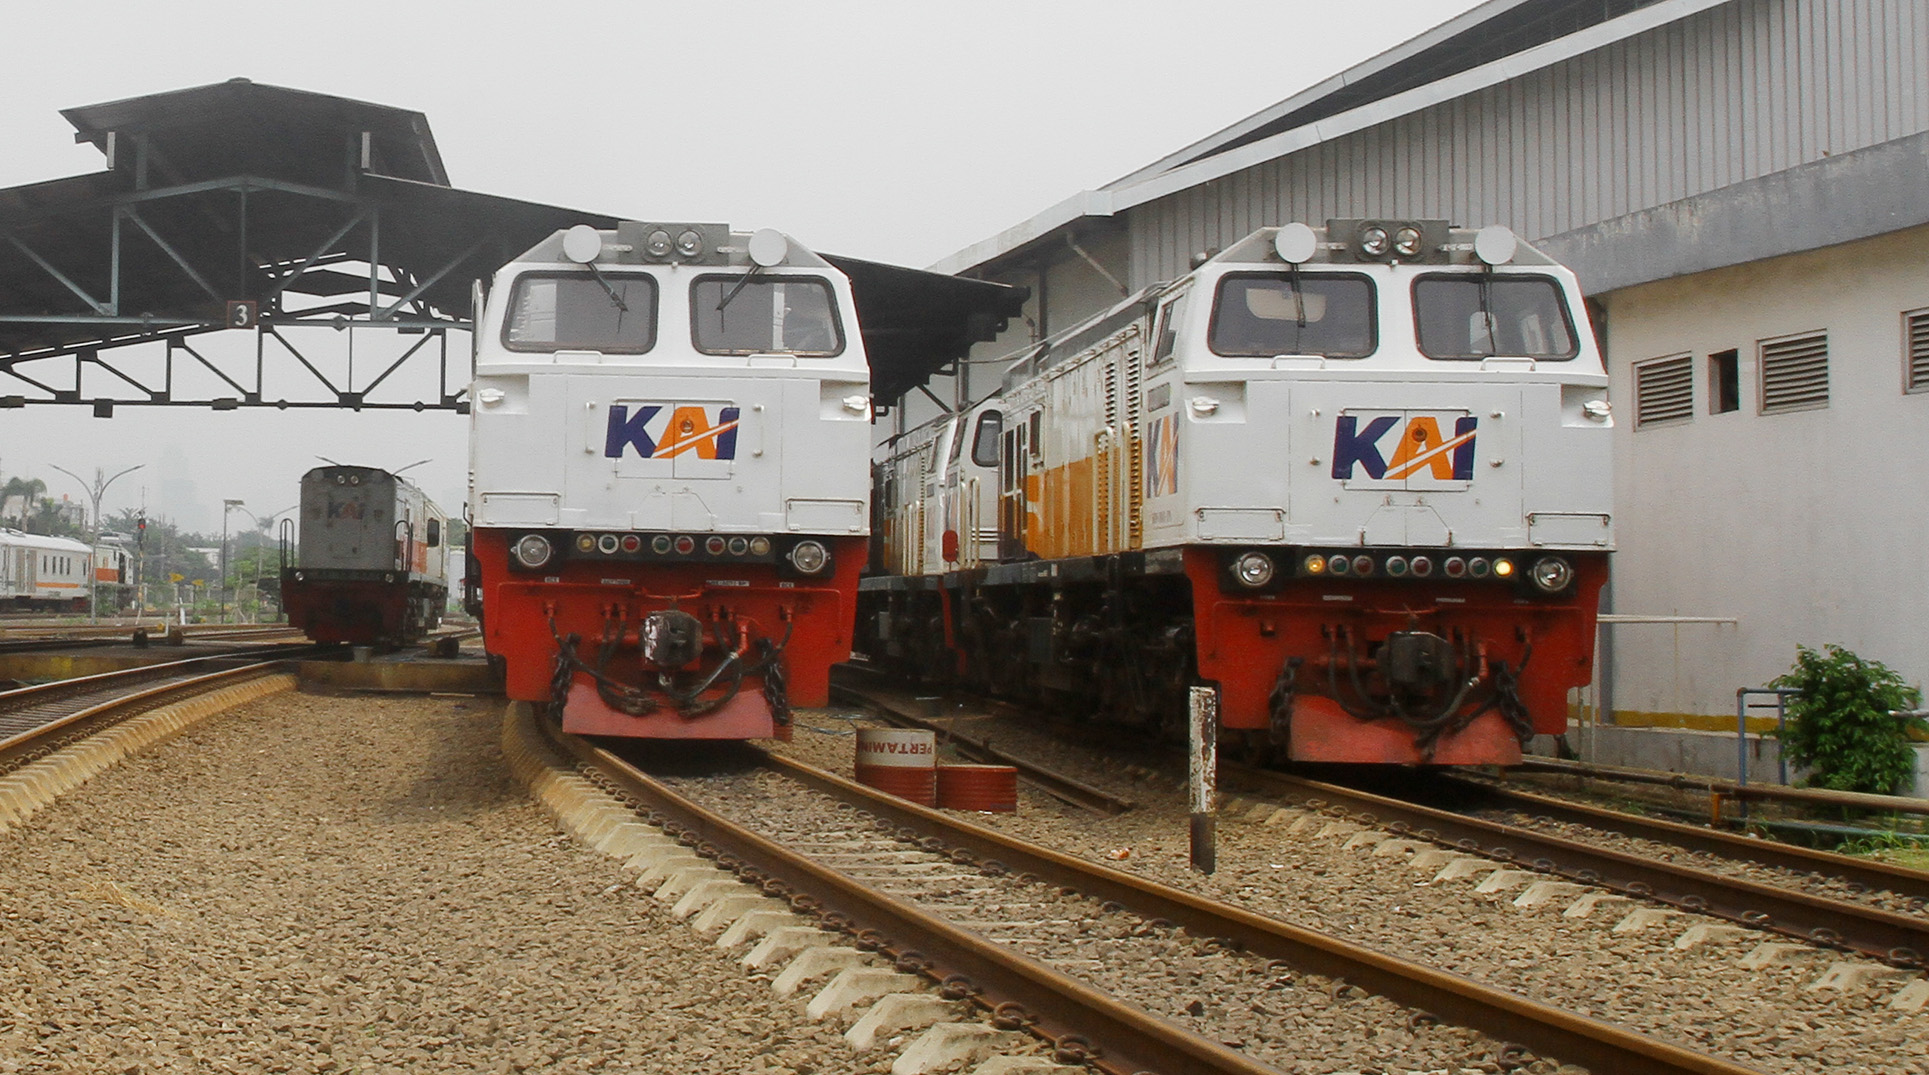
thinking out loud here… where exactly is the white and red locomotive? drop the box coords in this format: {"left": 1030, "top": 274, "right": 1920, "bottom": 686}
{"left": 863, "top": 221, "right": 1613, "bottom": 765}
{"left": 281, "top": 465, "right": 450, "bottom": 644}
{"left": 466, "top": 223, "right": 870, "bottom": 740}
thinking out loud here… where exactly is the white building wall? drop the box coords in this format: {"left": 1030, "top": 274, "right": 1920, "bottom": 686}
{"left": 1602, "top": 222, "right": 1929, "bottom": 718}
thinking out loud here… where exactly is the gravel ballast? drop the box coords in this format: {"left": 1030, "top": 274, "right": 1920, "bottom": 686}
{"left": 0, "top": 692, "right": 855, "bottom": 1075}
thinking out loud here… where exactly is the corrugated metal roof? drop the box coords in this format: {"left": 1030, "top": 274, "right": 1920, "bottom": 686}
{"left": 934, "top": 0, "right": 1731, "bottom": 277}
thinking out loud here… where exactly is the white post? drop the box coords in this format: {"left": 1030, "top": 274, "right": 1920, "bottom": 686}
{"left": 1188, "top": 685, "right": 1218, "bottom": 874}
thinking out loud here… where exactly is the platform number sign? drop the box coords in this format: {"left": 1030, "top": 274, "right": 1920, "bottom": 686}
{"left": 226, "top": 300, "right": 259, "bottom": 329}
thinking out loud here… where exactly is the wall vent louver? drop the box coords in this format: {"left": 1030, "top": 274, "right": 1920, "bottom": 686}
{"left": 1760, "top": 332, "right": 1828, "bottom": 414}
{"left": 1635, "top": 354, "right": 1692, "bottom": 427}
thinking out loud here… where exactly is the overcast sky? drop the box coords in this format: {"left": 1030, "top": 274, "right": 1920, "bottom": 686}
{"left": 0, "top": 0, "right": 1482, "bottom": 534}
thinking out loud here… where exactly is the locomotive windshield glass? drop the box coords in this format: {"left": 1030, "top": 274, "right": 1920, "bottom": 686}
{"left": 1413, "top": 275, "right": 1579, "bottom": 360}
{"left": 1208, "top": 273, "right": 1375, "bottom": 358}
{"left": 691, "top": 276, "right": 844, "bottom": 356}
{"left": 502, "top": 272, "right": 658, "bottom": 353}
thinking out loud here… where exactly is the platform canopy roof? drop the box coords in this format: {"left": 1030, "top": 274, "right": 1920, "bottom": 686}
{"left": 0, "top": 79, "right": 1023, "bottom": 408}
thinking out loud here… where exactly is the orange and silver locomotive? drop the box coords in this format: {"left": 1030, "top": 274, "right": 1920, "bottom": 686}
{"left": 864, "top": 221, "right": 1612, "bottom": 765}
{"left": 466, "top": 223, "right": 869, "bottom": 740}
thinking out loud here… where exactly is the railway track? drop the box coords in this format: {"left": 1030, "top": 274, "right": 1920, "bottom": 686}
{"left": 837, "top": 673, "right": 1929, "bottom": 974}
{"left": 0, "top": 655, "right": 310, "bottom": 775}
{"left": 516, "top": 703, "right": 1759, "bottom": 1075}
{"left": 1222, "top": 765, "right": 1929, "bottom": 974}
{"left": 0, "top": 656, "right": 300, "bottom": 838}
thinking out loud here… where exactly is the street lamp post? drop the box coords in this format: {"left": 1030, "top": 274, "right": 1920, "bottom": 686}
{"left": 48, "top": 463, "right": 143, "bottom": 623}
{"left": 222, "top": 498, "right": 244, "bottom": 624}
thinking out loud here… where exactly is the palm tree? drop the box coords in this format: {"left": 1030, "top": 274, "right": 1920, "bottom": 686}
{"left": 1, "top": 476, "right": 46, "bottom": 528}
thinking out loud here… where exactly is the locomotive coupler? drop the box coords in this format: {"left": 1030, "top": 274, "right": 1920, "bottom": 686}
{"left": 1382, "top": 630, "right": 1457, "bottom": 692}
{"left": 641, "top": 608, "right": 705, "bottom": 669}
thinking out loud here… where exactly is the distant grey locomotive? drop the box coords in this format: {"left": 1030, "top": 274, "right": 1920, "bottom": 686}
{"left": 281, "top": 465, "right": 449, "bottom": 645}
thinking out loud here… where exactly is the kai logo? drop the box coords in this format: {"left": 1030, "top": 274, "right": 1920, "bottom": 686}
{"left": 604, "top": 403, "right": 741, "bottom": 461}
{"left": 1331, "top": 412, "right": 1477, "bottom": 483}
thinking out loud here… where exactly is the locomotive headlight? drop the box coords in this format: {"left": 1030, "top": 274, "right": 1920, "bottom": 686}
{"left": 511, "top": 534, "right": 554, "bottom": 569}
{"left": 1231, "top": 552, "right": 1275, "bottom": 589}
{"left": 645, "top": 229, "right": 674, "bottom": 258}
{"left": 1358, "top": 224, "right": 1390, "bottom": 257}
{"left": 675, "top": 229, "right": 705, "bottom": 258}
{"left": 787, "top": 540, "right": 831, "bottom": 575}
{"left": 1393, "top": 226, "right": 1424, "bottom": 258}
{"left": 1529, "top": 556, "right": 1574, "bottom": 594}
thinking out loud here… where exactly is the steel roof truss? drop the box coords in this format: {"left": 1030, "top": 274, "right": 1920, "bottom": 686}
{"left": 374, "top": 236, "right": 484, "bottom": 321}
{"left": 119, "top": 206, "right": 226, "bottom": 304}
{"left": 5, "top": 234, "right": 112, "bottom": 315}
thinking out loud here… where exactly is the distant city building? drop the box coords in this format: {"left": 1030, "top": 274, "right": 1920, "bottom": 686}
{"left": 933, "top": 0, "right": 1929, "bottom": 725}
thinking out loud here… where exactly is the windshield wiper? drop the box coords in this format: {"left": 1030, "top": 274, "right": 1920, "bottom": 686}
{"left": 716, "top": 264, "right": 763, "bottom": 313}
{"left": 587, "top": 263, "right": 627, "bottom": 312}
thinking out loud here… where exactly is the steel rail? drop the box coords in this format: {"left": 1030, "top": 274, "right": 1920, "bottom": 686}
{"left": 553, "top": 723, "right": 1760, "bottom": 1075}
{"left": 1230, "top": 766, "right": 1929, "bottom": 971}
{"left": 831, "top": 669, "right": 1136, "bottom": 816}
{"left": 1439, "top": 773, "right": 1929, "bottom": 905}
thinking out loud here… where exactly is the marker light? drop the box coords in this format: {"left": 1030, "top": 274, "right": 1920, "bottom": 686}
{"left": 1328, "top": 554, "right": 1351, "bottom": 575}
{"left": 597, "top": 533, "right": 620, "bottom": 555}
{"left": 1351, "top": 555, "right": 1375, "bottom": 576}
{"left": 1393, "top": 226, "right": 1424, "bottom": 258}
{"left": 675, "top": 229, "right": 705, "bottom": 258}
{"left": 645, "top": 229, "right": 674, "bottom": 258}
{"left": 575, "top": 534, "right": 596, "bottom": 553}
{"left": 1358, "top": 225, "right": 1390, "bottom": 257}
{"left": 1303, "top": 554, "right": 1327, "bottom": 575}
{"left": 512, "top": 534, "right": 554, "bottom": 569}
{"left": 1469, "top": 557, "right": 1492, "bottom": 578}
{"left": 652, "top": 535, "right": 673, "bottom": 554}
{"left": 1530, "top": 556, "right": 1574, "bottom": 593}
{"left": 674, "top": 535, "right": 696, "bottom": 555}
{"left": 621, "top": 534, "right": 642, "bottom": 553}
{"left": 1444, "top": 557, "right": 1467, "bottom": 578}
{"left": 1493, "top": 558, "right": 1516, "bottom": 579}
{"left": 1474, "top": 224, "right": 1519, "bottom": 266}
{"left": 1385, "top": 556, "right": 1409, "bottom": 577}
{"left": 727, "top": 537, "right": 748, "bottom": 556}
{"left": 787, "top": 540, "right": 831, "bottom": 575}
{"left": 749, "top": 537, "right": 772, "bottom": 557}
{"left": 1410, "top": 556, "right": 1435, "bottom": 577}
{"left": 705, "top": 536, "right": 727, "bottom": 556}
{"left": 1232, "top": 552, "right": 1275, "bottom": 589}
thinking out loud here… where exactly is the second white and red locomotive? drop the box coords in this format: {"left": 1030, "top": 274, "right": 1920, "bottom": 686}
{"left": 864, "top": 221, "right": 1613, "bottom": 765}
{"left": 465, "top": 222, "right": 871, "bottom": 740}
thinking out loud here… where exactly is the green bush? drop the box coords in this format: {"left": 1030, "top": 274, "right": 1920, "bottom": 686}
{"left": 1771, "top": 644, "right": 1925, "bottom": 795}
